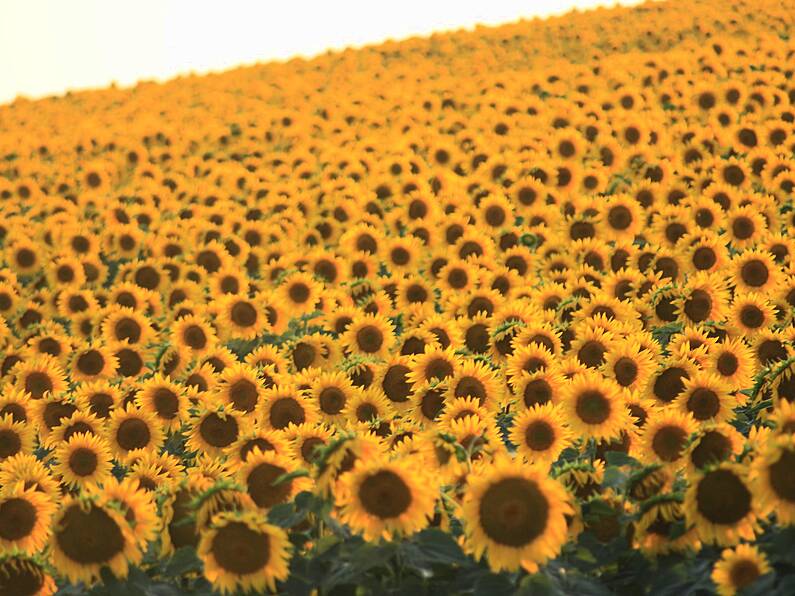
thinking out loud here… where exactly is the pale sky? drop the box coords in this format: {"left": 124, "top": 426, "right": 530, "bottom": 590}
{"left": 0, "top": 0, "right": 642, "bottom": 105}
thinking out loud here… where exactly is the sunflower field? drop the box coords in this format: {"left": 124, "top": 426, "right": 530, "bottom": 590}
{"left": 1, "top": 0, "right": 795, "bottom": 594}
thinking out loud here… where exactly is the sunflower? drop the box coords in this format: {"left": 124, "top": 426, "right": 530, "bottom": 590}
{"left": 101, "top": 305, "right": 155, "bottom": 348}
{"left": 505, "top": 343, "right": 554, "bottom": 387}
{"left": 52, "top": 432, "right": 113, "bottom": 489}
{"left": 341, "top": 313, "right": 396, "bottom": 359}
{"left": 214, "top": 294, "right": 267, "bottom": 341}
{"left": 171, "top": 314, "right": 217, "bottom": 357}
{"left": 245, "top": 344, "right": 288, "bottom": 375}
{"left": 561, "top": 371, "right": 632, "bottom": 441}
{"left": 0, "top": 553, "right": 54, "bottom": 596}
{"left": 276, "top": 271, "right": 322, "bottom": 318}
{"left": 85, "top": 477, "right": 160, "bottom": 549}
{"left": 684, "top": 463, "right": 759, "bottom": 546}
{"left": 603, "top": 339, "right": 657, "bottom": 393}
{"left": 462, "top": 457, "right": 572, "bottom": 573}
{"left": 73, "top": 380, "right": 122, "bottom": 420}
{"left": 343, "top": 387, "right": 395, "bottom": 428}
{"left": 407, "top": 345, "right": 459, "bottom": 388}
{"left": 198, "top": 510, "right": 291, "bottom": 594}
{"left": 259, "top": 385, "right": 319, "bottom": 430}
{"left": 711, "top": 543, "right": 771, "bottom": 596}
{"left": 729, "top": 292, "right": 776, "bottom": 338}
{"left": 730, "top": 249, "right": 782, "bottom": 293}
{"left": 686, "top": 423, "right": 745, "bottom": 472}
{"left": 311, "top": 371, "right": 354, "bottom": 423}
{"left": 135, "top": 374, "right": 188, "bottom": 432}
{"left": 106, "top": 405, "right": 165, "bottom": 463}
{"left": 600, "top": 194, "right": 644, "bottom": 241}
{"left": 726, "top": 205, "right": 767, "bottom": 249}
{"left": 338, "top": 456, "right": 437, "bottom": 541}
{"left": 0, "top": 453, "right": 59, "bottom": 501}
{"left": 646, "top": 357, "right": 698, "bottom": 406}
{"left": 288, "top": 424, "right": 333, "bottom": 467}
{"left": 638, "top": 410, "right": 699, "bottom": 469}
{"left": 12, "top": 355, "right": 68, "bottom": 400}
{"left": 405, "top": 384, "right": 447, "bottom": 426}
{"left": 0, "top": 415, "right": 34, "bottom": 461}
{"left": 702, "top": 339, "right": 751, "bottom": 396}
{"left": 50, "top": 496, "right": 139, "bottom": 585}
{"left": 69, "top": 342, "right": 118, "bottom": 382}
{"left": 0, "top": 483, "right": 57, "bottom": 555}
{"left": 286, "top": 333, "right": 338, "bottom": 372}
{"left": 44, "top": 409, "right": 101, "bottom": 447}
{"left": 315, "top": 432, "right": 386, "bottom": 496}
{"left": 633, "top": 498, "right": 699, "bottom": 556}
{"left": 509, "top": 403, "right": 573, "bottom": 468}
{"left": 749, "top": 433, "right": 795, "bottom": 525}
{"left": 187, "top": 405, "right": 244, "bottom": 456}
{"left": 445, "top": 359, "right": 504, "bottom": 412}
{"left": 237, "top": 448, "right": 311, "bottom": 511}
{"left": 675, "top": 371, "right": 736, "bottom": 424}
{"left": 673, "top": 272, "right": 729, "bottom": 325}
{"left": 570, "top": 324, "right": 615, "bottom": 370}
{"left": 0, "top": 387, "right": 31, "bottom": 424}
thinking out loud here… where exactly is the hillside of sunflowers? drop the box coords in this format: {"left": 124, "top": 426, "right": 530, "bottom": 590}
{"left": 2, "top": 0, "right": 795, "bottom": 593}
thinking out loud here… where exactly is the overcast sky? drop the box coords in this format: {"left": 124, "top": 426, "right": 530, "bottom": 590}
{"left": 0, "top": 0, "right": 641, "bottom": 104}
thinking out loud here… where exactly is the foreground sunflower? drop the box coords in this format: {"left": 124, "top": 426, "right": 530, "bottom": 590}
{"left": 337, "top": 456, "right": 437, "bottom": 541}
{"left": 749, "top": 433, "right": 795, "bottom": 524}
{"left": 711, "top": 543, "right": 771, "bottom": 596}
{"left": 50, "top": 496, "right": 139, "bottom": 585}
{"left": 684, "top": 463, "right": 759, "bottom": 546}
{"left": 0, "top": 554, "right": 56, "bottom": 596}
{"left": 561, "top": 370, "right": 632, "bottom": 441}
{"left": 461, "top": 457, "right": 572, "bottom": 572}
{"left": 198, "top": 510, "right": 291, "bottom": 594}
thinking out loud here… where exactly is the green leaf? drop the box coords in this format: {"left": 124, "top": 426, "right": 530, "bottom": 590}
{"left": 474, "top": 573, "right": 514, "bottom": 595}
{"left": 268, "top": 502, "right": 307, "bottom": 528}
{"left": 605, "top": 451, "right": 639, "bottom": 467}
{"left": 410, "top": 528, "right": 468, "bottom": 565}
{"left": 162, "top": 546, "right": 203, "bottom": 578}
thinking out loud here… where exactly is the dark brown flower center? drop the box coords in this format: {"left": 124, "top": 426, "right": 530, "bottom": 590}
{"left": 356, "top": 325, "right": 384, "bottom": 354}
{"left": 577, "top": 340, "right": 606, "bottom": 368}
{"left": 768, "top": 448, "right": 795, "bottom": 503}
{"left": 382, "top": 365, "right": 412, "bottom": 403}
{"left": 69, "top": 447, "right": 98, "bottom": 477}
{"left": 359, "top": 470, "right": 412, "bottom": 519}
{"left": 231, "top": 301, "right": 257, "bottom": 327}
{"left": 695, "top": 469, "right": 752, "bottom": 524}
{"left": 77, "top": 350, "right": 105, "bottom": 376}
{"left": 524, "top": 420, "right": 555, "bottom": 451}
{"left": 687, "top": 388, "right": 720, "bottom": 420}
{"left": 269, "top": 397, "right": 305, "bottom": 429}
{"left": 117, "top": 418, "right": 151, "bottom": 451}
{"left": 153, "top": 388, "right": 179, "bottom": 419}
{"left": 199, "top": 413, "right": 239, "bottom": 447}
{"left": 247, "top": 463, "right": 291, "bottom": 508}
{"left": 211, "top": 521, "right": 271, "bottom": 575}
{"left": 523, "top": 378, "right": 552, "bottom": 408}
{"left": 613, "top": 357, "right": 638, "bottom": 387}
{"left": 651, "top": 425, "right": 688, "bottom": 462}
{"left": 319, "top": 386, "right": 346, "bottom": 415}
{"left": 229, "top": 379, "right": 258, "bottom": 412}
{"left": 479, "top": 477, "right": 549, "bottom": 547}
{"left": 0, "top": 498, "right": 36, "bottom": 541}
{"left": 183, "top": 325, "right": 208, "bottom": 350}
{"left": 653, "top": 367, "right": 688, "bottom": 403}
{"left": 24, "top": 372, "right": 53, "bottom": 399}
{"left": 55, "top": 504, "right": 125, "bottom": 564}
{"left": 576, "top": 390, "right": 611, "bottom": 424}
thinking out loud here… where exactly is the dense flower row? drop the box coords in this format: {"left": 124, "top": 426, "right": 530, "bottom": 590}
{"left": 1, "top": 0, "right": 795, "bottom": 594}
